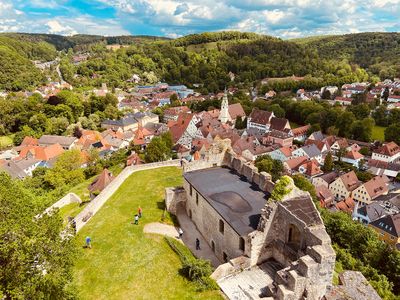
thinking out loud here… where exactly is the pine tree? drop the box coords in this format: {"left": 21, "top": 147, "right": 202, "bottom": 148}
{"left": 323, "top": 152, "right": 334, "bottom": 172}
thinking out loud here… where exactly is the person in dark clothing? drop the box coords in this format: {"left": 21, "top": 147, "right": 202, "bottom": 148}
{"left": 71, "top": 219, "right": 77, "bottom": 234}
{"left": 195, "top": 238, "right": 200, "bottom": 250}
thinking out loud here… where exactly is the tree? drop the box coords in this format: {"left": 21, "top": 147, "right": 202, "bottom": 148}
{"left": 336, "top": 111, "right": 356, "bottom": 137}
{"left": 348, "top": 104, "right": 370, "bottom": 120}
{"left": 13, "top": 125, "right": 37, "bottom": 145}
{"left": 351, "top": 118, "right": 375, "bottom": 142}
{"left": 0, "top": 173, "right": 77, "bottom": 299}
{"left": 384, "top": 123, "right": 400, "bottom": 144}
{"left": 145, "top": 136, "right": 171, "bottom": 163}
{"left": 322, "top": 152, "right": 334, "bottom": 172}
{"left": 292, "top": 174, "right": 317, "bottom": 201}
{"left": 321, "top": 89, "right": 331, "bottom": 100}
{"left": 255, "top": 155, "right": 284, "bottom": 181}
{"left": 44, "top": 150, "right": 85, "bottom": 190}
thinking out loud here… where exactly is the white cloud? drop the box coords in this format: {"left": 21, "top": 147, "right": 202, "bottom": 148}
{"left": 46, "top": 20, "right": 77, "bottom": 35}
{"left": 1, "top": 0, "right": 400, "bottom": 38}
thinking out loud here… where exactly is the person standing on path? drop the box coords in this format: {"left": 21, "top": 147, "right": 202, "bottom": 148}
{"left": 196, "top": 238, "right": 200, "bottom": 250}
{"left": 134, "top": 214, "right": 139, "bottom": 225}
{"left": 85, "top": 236, "right": 92, "bottom": 249}
{"left": 138, "top": 206, "right": 142, "bottom": 218}
{"left": 178, "top": 228, "right": 183, "bottom": 239}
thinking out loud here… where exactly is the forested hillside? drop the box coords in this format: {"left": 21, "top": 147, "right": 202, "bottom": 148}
{"left": 0, "top": 35, "right": 58, "bottom": 90}
{"left": 294, "top": 32, "right": 400, "bottom": 79}
{"left": 1, "top": 31, "right": 400, "bottom": 91}
{"left": 57, "top": 32, "right": 371, "bottom": 91}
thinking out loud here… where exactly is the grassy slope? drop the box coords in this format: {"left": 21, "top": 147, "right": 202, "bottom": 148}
{"left": 372, "top": 125, "right": 386, "bottom": 141}
{"left": 73, "top": 167, "right": 222, "bottom": 300}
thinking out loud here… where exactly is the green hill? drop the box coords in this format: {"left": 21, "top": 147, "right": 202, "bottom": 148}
{"left": 293, "top": 32, "right": 400, "bottom": 78}
{"left": 1, "top": 31, "right": 400, "bottom": 91}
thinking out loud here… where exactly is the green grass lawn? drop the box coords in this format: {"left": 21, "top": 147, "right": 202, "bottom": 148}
{"left": 0, "top": 135, "right": 13, "bottom": 149}
{"left": 372, "top": 125, "right": 386, "bottom": 141}
{"left": 73, "top": 167, "right": 222, "bottom": 300}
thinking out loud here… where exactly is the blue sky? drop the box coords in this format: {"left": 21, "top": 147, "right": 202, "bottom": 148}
{"left": 0, "top": 0, "right": 399, "bottom": 38}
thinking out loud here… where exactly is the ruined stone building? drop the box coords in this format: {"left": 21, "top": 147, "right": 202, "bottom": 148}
{"left": 166, "top": 140, "right": 336, "bottom": 300}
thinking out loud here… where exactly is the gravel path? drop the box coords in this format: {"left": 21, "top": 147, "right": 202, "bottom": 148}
{"left": 143, "top": 222, "right": 181, "bottom": 240}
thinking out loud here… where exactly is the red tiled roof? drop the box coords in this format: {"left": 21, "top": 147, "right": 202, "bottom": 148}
{"left": 164, "top": 106, "right": 190, "bottom": 116}
{"left": 339, "top": 171, "right": 361, "bottom": 192}
{"left": 374, "top": 142, "right": 400, "bottom": 157}
{"left": 292, "top": 125, "right": 310, "bottom": 137}
{"left": 301, "top": 160, "right": 323, "bottom": 176}
{"left": 335, "top": 197, "right": 355, "bottom": 213}
{"left": 363, "top": 175, "right": 389, "bottom": 199}
{"left": 280, "top": 146, "right": 293, "bottom": 157}
{"left": 249, "top": 108, "right": 273, "bottom": 125}
{"left": 21, "top": 136, "right": 38, "bottom": 147}
{"left": 228, "top": 103, "right": 245, "bottom": 120}
{"left": 345, "top": 150, "right": 364, "bottom": 160}
{"left": 270, "top": 117, "right": 289, "bottom": 131}
{"left": 18, "top": 144, "right": 64, "bottom": 161}
{"left": 285, "top": 156, "right": 308, "bottom": 170}
{"left": 169, "top": 113, "right": 194, "bottom": 143}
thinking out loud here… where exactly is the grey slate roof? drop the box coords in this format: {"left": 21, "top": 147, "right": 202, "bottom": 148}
{"left": 102, "top": 116, "right": 138, "bottom": 127}
{"left": 183, "top": 167, "right": 268, "bottom": 235}
{"left": 0, "top": 161, "right": 26, "bottom": 179}
{"left": 301, "top": 144, "right": 321, "bottom": 158}
{"left": 38, "top": 135, "right": 77, "bottom": 148}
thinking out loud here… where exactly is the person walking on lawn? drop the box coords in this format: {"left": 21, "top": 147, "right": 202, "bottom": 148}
{"left": 178, "top": 228, "right": 183, "bottom": 239}
{"left": 138, "top": 206, "right": 142, "bottom": 218}
{"left": 134, "top": 214, "right": 139, "bottom": 225}
{"left": 85, "top": 236, "right": 92, "bottom": 249}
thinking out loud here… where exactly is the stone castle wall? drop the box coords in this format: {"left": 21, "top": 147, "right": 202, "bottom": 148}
{"left": 183, "top": 178, "right": 247, "bottom": 262}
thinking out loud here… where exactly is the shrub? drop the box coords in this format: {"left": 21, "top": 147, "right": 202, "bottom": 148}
{"left": 270, "top": 176, "right": 292, "bottom": 201}
{"left": 164, "top": 236, "right": 218, "bottom": 291}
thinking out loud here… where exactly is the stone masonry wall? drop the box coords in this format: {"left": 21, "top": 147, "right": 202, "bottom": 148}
{"left": 165, "top": 187, "right": 186, "bottom": 215}
{"left": 183, "top": 178, "right": 247, "bottom": 262}
{"left": 45, "top": 193, "right": 81, "bottom": 215}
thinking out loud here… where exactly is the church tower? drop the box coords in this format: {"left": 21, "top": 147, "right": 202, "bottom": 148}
{"left": 218, "top": 89, "right": 231, "bottom": 124}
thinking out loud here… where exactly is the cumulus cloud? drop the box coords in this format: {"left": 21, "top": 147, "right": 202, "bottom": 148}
{"left": 46, "top": 20, "right": 77, "bottom": 35}
{"left": 0, "top": 0, "right": 400, "bottom": 37}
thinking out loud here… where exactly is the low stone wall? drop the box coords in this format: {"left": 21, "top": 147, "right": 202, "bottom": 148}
{"left": 211, "top": 256, "right": 251, "bottom": 281}
{"left": 44, "top": 193, "right": 81, "bottom": 215}
{"left": 74, "top": 159, "right": 181, "bottom": 232}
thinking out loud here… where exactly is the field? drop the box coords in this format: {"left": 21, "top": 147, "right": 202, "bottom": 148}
{"left": 0, "top": 135, "right": 13, "bottom": 149}
{"left": 371, "top": 125, "right": 386, "bottom": 141}
{"left": 72, "top": 167, "right": 222, "bottom": 300}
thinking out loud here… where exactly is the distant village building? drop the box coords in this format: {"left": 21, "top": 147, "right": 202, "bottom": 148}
{"left": 369, "top": 213, "right": 400, "bottom": 249}
{"left": 371, "top": 142, "right": 400, "bottom": 163}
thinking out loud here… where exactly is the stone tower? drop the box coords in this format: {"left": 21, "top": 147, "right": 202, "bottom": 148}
{"left": 218, "top": 89, "right": 231, "bottom": 124}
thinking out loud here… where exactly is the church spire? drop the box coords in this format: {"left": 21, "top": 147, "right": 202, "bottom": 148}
{"left": 218, "top": 88, "right": 231, "bottom": 124}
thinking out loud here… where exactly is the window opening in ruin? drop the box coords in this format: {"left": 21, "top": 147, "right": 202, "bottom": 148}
{"left": 219, "top": 219, "right": 224, "bottom": 234}
{"left": 239, "top": 237, "right": 245, "bottom": 251}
